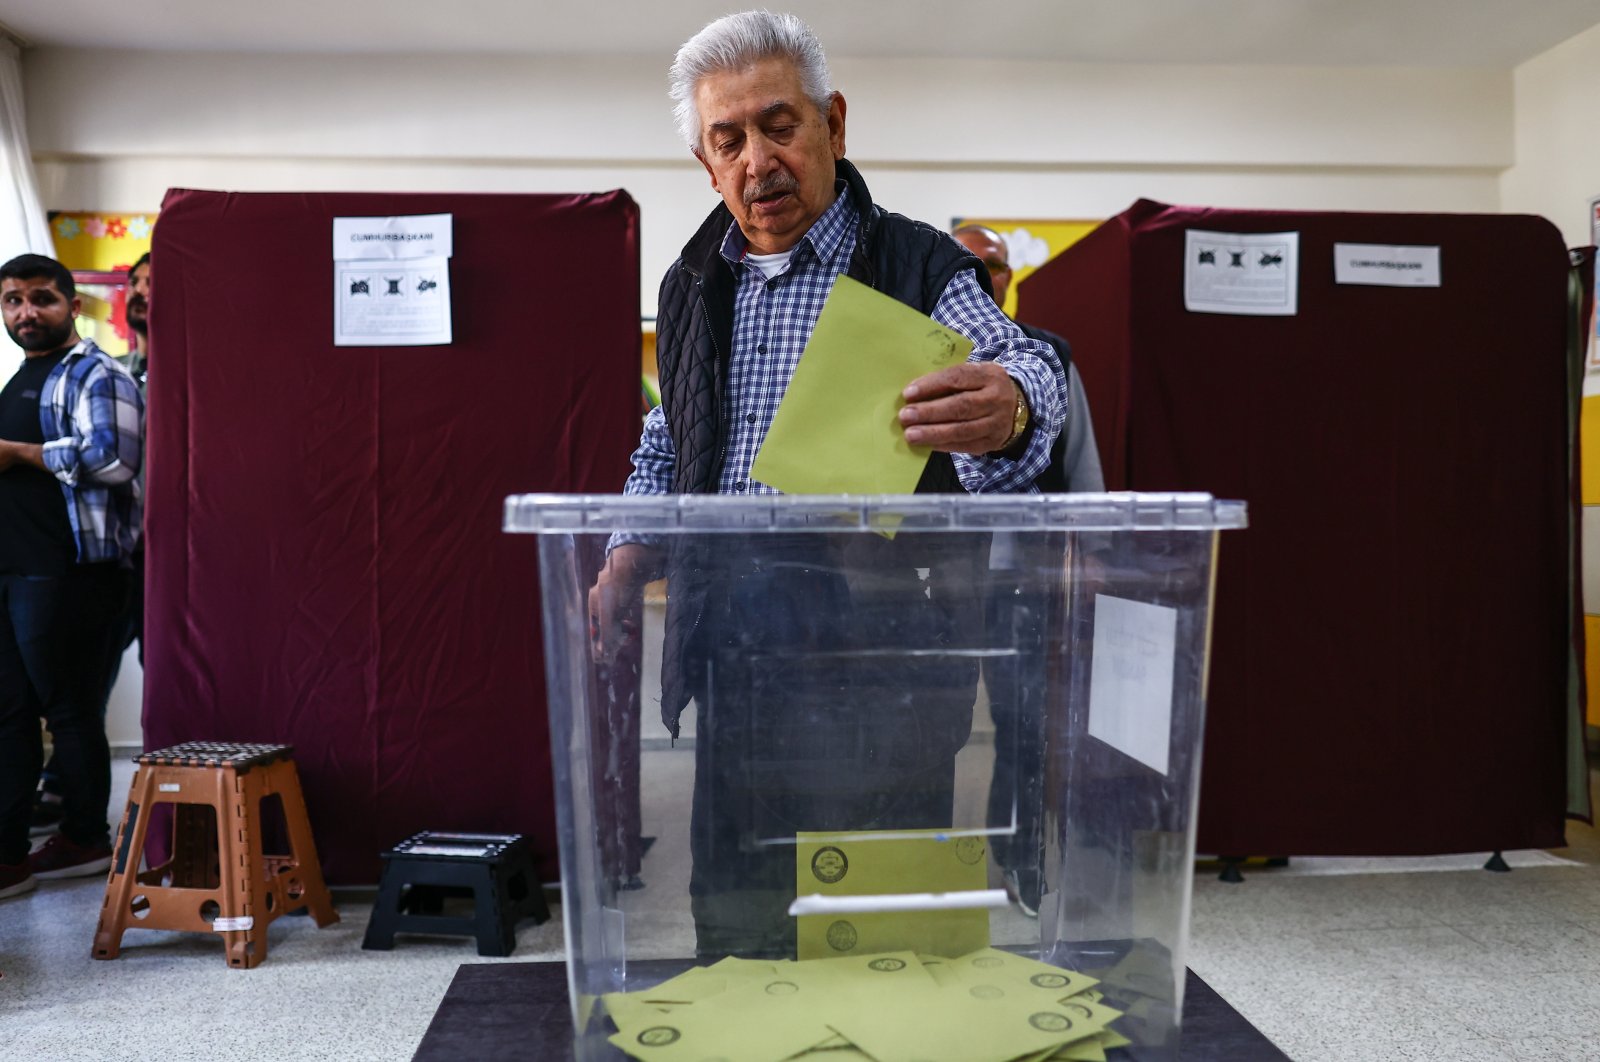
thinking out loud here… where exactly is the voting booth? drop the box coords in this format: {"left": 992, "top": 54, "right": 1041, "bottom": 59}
{"left": 1018, "top": 201, "right": 1588, "bottom": 859}
{"left": 145, "top": 189, "right": 641, "bottom": 884}
{"left": 507, "top": 492, "right": 1245, "bottom": 1061}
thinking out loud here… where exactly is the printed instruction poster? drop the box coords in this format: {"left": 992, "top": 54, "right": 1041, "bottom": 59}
{"left": 1184, "top": 229, "right": 1299, "bottom": 316}
{"left": 332, "top": 213, "right": 453, "bottom": 346}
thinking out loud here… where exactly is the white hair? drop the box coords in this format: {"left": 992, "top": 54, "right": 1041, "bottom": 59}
{"left": 668, "top": 10, "right": 834, "bottom": 153}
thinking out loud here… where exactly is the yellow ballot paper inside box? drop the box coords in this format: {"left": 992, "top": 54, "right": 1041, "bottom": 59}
{"left": 793, "top": 829, "right": 993, "bottom": 960}
{"left": 749, "top": 275, "right": 972, "bottom": 496}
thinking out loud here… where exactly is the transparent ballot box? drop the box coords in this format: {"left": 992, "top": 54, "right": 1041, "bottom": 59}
{"left": 505, "top": 493, "right": 1246, "bottom": 1061}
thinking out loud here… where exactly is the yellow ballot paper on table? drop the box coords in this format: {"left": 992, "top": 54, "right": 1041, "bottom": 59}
{"left": 603, "top": 950, "right": 1123, "bottom": 1062}
{"left": 795, "top": 829, "right": 990, "bottom": 960}
{"left": 607, "top": 968, "right": 837, "bottom": 1062}
{"left": 749, "top": 275, "right": 972, "bottom": 495}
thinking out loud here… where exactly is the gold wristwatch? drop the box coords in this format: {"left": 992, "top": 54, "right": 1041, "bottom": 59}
{"left": 1000, "top": 379, "right": 1030, "bottom": 451}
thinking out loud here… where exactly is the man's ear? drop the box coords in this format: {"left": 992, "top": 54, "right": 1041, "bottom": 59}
{"left": 695, "top": 149, "right": 719, "bottom": 193}
{"left": 827, "top": 92, "right": 847, "bottom": 160}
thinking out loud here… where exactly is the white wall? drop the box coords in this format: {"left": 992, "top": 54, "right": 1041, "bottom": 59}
{"left": 106, "top": 647, "right": 143, "bottom": 751}
{"left": 1500, "top": 19, "right": 1600, "bottom": 248}
{"left": 24, "top": 48, "right": 1512, "bottom": 318}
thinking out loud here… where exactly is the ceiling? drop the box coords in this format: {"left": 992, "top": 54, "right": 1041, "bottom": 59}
{"left": 4, "top": 0, "right": 1599, "bottom": 67}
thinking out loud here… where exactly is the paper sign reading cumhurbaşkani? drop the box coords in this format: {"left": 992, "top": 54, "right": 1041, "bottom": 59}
{"left": 332, "top": 214, "right": 454, "bottom": 346}
{"left": 1333, "top": 243, "right": 1441, "bottom": 287}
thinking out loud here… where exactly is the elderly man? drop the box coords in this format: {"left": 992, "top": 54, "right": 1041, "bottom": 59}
{"left": 0, "top": 254, "right": 144, "bottom": 899}
{"left": 592, "top": 11, "right": 1066, "bottom": 957}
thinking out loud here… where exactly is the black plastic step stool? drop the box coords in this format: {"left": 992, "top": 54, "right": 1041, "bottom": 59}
{"left": 362, "top": 832, "right": 549, "bottom": 956}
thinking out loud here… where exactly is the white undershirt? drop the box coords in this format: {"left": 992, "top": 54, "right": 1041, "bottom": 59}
{"left": 744, "top": 248, "right": 795, "bottom": 279}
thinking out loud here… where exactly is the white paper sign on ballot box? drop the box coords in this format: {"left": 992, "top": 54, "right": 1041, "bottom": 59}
{"left": 332, "top": 213, "right": 454, "bottom": 346}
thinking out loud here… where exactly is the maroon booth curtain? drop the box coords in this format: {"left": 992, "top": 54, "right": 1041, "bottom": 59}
{"left": 144, "top": 189, "right": 640, "bottom": 883}
{"left": 1021, "top": 200, "right": 1583, "bottom": 856}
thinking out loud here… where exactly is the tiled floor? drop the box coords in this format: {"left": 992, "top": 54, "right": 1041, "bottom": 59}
{"left": 0, "top": 762, "right": 567, "bottom": 1061}
{"left": 3, "top": 759, "right": 1599, "bottom": 1060}
{"left": 1185, "top": 779, "right": 1600, "bottom": 1061}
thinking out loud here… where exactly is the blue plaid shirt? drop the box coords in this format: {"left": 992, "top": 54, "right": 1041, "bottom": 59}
{"left": 39, "top": 338, "right": 144, "bottom": 565}
{"left": 626, "top": 188, "right": 1065, "bottom": 502}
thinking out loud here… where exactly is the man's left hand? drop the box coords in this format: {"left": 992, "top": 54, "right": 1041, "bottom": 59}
{"left": 899, "top": 361, "right": 1019, "bottom": 455}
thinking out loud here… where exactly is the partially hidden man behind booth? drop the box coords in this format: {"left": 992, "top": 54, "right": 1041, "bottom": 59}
{"left": 953, "top": 224, "right": 1104, "bottom": 917}
{"left": 0, "top": 254, "right": 144, "bottom": 899}
{"left": 589, "top": 11, "right": 1066, "bottom": 958}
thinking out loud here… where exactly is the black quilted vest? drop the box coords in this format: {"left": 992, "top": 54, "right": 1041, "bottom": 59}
{"left": 654, "top": 158, "right": 989, "bottom": 497}
{"left": 651, "top": 160, "right": 990, "bottom": 735}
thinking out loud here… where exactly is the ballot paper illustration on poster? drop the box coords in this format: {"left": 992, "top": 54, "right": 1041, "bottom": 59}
{"left": 332, "top": 213, "right": 454, "bottom": 346}
{"left": 1184, "top": 229, "right": 1299, "bottom": 316}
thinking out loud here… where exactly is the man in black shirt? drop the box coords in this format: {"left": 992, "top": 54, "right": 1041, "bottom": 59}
{"left": 32, "top": 251, "right": 154, "bottom": 838}
{"left": 0, "top": 254, "right": 145, "bottom": 899}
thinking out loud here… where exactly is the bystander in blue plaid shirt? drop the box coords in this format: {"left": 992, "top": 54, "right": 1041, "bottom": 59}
{"left": 626, "top": 187, "right": 1065, "bottom": 500}
{"left": 39, "top": 338, "right": 144, "bottom": 565}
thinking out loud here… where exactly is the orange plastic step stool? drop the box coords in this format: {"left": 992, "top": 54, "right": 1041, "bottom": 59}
{"left": 92, "top": 742, "right": 339, "bottom": 968}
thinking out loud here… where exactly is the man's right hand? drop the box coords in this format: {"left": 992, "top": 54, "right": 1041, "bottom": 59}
{"left": 588, "top": 544, "right": 659, "bottom": 664}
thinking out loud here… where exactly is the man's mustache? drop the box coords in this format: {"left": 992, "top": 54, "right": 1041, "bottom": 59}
{"left": 744, "top": 172, "right": 798, "bottom": 205}
{"left": 127, "top": 296, "right": 148, "bottom": 314}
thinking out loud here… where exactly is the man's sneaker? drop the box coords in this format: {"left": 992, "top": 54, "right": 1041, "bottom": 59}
{"left": 28, "top": 834, "right": 113, "bottom": 880}
{"left": 0, "top": 861, "right": 37, "bottom": 899}
{"left": 1003, "top": 866, "right": 1042, "bottom": 919}
{"left": 29, "top": 799, "right": 63, "bottom": 837}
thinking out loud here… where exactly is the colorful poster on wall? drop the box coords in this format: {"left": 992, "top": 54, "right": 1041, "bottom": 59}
{"left": 48, "top": 211, "right": 157, "bottom": 356}
{"left": 949, "top": 218, "right": 1101, "bottom": 319}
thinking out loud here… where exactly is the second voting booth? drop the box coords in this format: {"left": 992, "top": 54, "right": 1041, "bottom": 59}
{"left": 1019, "top": 200, "right": 1590, "bottom": 859}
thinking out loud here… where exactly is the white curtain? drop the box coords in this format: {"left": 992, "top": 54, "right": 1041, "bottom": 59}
{"left": 0, "top": 35, "right": 54, "bottom": 376}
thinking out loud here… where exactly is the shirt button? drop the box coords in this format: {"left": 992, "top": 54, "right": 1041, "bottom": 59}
{"left": 757, "top": 343, "right": 767, "bottom": 355}
{"left": 733, "top": 481, "right": 746, "bottom": 492}
{"left": 746, "top": 412, "right": 756, "bottom": 423}
{"left": 766, "top": 278, "right": 779, "bottom": 291}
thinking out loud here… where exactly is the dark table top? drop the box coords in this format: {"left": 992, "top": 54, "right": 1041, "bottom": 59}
{"left": 412, "top": 959, "right": 1288, "bottom": 1061}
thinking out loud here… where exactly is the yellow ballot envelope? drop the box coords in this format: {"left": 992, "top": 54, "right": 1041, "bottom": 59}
{"left": 749, "top": 275, "right": 972, "bottom": 495}
{"left": 794, "top": 829, "right": 990, "bottom": 960}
